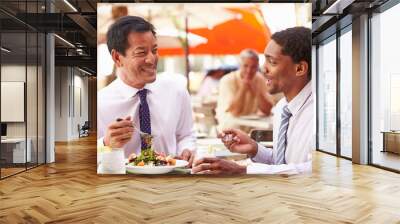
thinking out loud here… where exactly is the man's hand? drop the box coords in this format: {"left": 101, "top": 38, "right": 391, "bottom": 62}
{"left": 218, "top": 128, "right": 258, "bottom": 158}
{"left": 192, "top": 157, "right": 246, "bottom": 175}
{"left": 175, "top": 149, "right": 195, "bottom": 168}
{"left": 242, "top": 77, "right": 259, "bottom": 94}
{"left": 242, "top": 78, "right": 252, "bottom": 88}
{"left": 240, "top": 78, "right": 254, "bottom": 93}
{"left": 227, "top": 78, "right": 254, "bottom": 116}
{"left": 104, "top": 116, "right": 134, "bottom": 148}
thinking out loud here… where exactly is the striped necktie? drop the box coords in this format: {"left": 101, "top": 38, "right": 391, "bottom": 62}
{"left": 275, "top": 105, "right": 292, "bottom": 164}
{"left": 137, "top": 89, "right": 151, "bottom": 150}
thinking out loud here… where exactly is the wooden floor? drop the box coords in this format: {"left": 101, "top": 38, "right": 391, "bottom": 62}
{"left": 372, "top": 151, "right": 400, "bottom": 171}
{"left": 1, "top": 163, "right": 45, "bottom": 178}
{"left": 1, "top": 135, "right": 400, "bottom": 223}
{"left": 1, "top": 167, "right": 25, "bottom": 177}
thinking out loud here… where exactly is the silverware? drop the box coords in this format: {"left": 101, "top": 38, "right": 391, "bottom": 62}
{"left": 116, "top": 118, "right": 154, "bottom": 136}
{"left": 133, "top": 125, "right": 151, "bottom": 136}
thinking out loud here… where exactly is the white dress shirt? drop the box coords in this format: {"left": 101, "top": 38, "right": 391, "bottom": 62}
{"left": 247, "top": 82, "right": 315, "bottom": 174}
{"left": 97, "top": 75, "right": 196, "bottom": 158}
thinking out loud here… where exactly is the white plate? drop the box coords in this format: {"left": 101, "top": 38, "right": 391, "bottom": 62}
{"left": 126, "top": 159, "right": 189, "bottom": 174}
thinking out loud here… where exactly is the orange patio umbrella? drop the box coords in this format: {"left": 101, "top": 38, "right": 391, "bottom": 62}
{"left": 158, "top": 6, "right": 272, "bottom": 56}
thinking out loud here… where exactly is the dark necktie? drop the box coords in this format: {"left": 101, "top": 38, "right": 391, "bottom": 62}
{"left": 137, "top": 89, "right": 151, "bottom": 150}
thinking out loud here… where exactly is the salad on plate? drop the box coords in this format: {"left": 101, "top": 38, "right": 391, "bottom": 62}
{"left": 127, "top": 149, "right": 176, "bottom": 167}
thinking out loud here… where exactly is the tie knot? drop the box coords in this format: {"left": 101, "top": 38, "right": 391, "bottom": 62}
{"left": 282, "top": 105, "right": 292, "bottom": 118}
{"left": 137, "top": 89, "right": 148, "bottom": 102}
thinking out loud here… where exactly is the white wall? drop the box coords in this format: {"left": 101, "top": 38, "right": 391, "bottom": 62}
{"left": 1, "top": 65, "right": 26, "bottom": 143}
{"left": 54, "top": 67, "right": 89, "bottom": 141}
{"left": 76, "top": 71, "right": 89, "bottom": 139}
{"left": 55, "top": 66, "right": 69, "bottom": 141}
{"left": 1, "top": 64, "right": 46, "bottom": 163}
{"left": 1, "top": 65, "right": 35, "bottom": 138}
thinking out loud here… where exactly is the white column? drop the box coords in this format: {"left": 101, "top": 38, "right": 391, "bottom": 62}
{"left": 46, "top": 33, "right": 55, "bottom": 163}
{"left": 312, "top": 45, "right": 317, "bottom": 150}
{"left": 352, "top": 14, "right": 369, "bottom": 164}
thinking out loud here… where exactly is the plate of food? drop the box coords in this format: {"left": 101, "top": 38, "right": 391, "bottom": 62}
{"left": 126, "top": 149, "right": 188, "bottom": 174}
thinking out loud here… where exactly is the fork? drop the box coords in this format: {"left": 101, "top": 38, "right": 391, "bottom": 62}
{"left": 116, "top": 118, "right": 154, "bottom": 136}
{"left": 134, "top": 126, "right": 153, "bottom": 136}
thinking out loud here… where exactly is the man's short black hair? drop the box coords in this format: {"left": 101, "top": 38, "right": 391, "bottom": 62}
{"left": 271, "top": 27, "right": 311, "bottom": 79}
{"left": 106, "top": 16, "right": 156, "bottom": 56}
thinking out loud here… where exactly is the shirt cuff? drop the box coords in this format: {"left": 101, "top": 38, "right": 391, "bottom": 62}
{"left": 246, "top": 161, "right": 312, "bottom": 175}
{"left": 177, "top": 137, "right": 197, "bottom": 156}
{"left": 97, "top": 137, "right": 105, "bottom": 165}
{"left": 97, "top": 137, "right": 105, "bottom": 147}
{"left": 251, "top": 143, "right": 273, "bottom": 164}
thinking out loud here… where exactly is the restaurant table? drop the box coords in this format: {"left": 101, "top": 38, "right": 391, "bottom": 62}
{"left": 1, "top": 138, "right": 32, "bottom": 164}
{"left": 381, "top": 131, "right": 400, "bottom": 154}
{"left": 196, "top": 138, "right": 248, "bottom": 160}
{"left": 228, "top": 115, "right": 273, "bottom": 130}
{"left": 98, "top": 138, "right": 251, "bottom": 175}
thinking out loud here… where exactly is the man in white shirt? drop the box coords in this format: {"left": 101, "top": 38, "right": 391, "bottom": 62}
{"left": 192, "top": 26, "right": 313, "bottom": 174}
{"left": 98, "top": 16, "right": 196, "bottom": 166}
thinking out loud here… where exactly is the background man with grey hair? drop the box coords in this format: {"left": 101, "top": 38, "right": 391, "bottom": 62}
{"left": 216, "top": 49, "right": 278, "bottom": 131}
